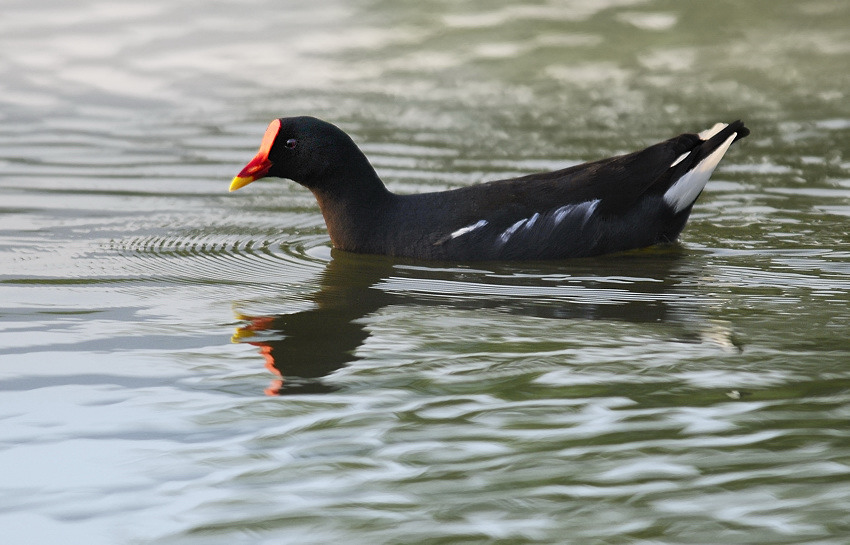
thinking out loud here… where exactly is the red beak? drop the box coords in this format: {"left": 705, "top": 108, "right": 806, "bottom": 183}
{"left": 229, "top": 119, "right": 281, "bottom": 192}
{"left": 230, "top": 153, "right": 272, "bottom": 191}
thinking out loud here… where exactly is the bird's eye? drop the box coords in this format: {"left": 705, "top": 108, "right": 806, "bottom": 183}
{"left": 285, "top": 139, "right": 297, "bottom": 149}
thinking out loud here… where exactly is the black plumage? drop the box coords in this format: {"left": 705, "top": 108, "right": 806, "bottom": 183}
{"left": 231, "top": 117, "right": 749, "bottom": 261}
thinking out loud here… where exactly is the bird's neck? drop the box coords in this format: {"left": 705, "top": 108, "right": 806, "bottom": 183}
{"left": 310, "top": 170, "right": 396, "bottom": 254}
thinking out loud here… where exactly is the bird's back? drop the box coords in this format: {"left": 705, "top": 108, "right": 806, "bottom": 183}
{"left": 372, "top": 121, "right": 748, "bottom": 261}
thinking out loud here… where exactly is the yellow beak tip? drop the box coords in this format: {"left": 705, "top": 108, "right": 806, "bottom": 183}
{"left": 229, "top": 176, "right": 254, "bottom": 192}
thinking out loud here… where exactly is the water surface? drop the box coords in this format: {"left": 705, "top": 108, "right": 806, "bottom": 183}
{"left": 2, "top": 1, "right": 850, "bottom": 543}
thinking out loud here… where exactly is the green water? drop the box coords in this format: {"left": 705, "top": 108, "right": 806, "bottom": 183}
{"left": 1, "top": 1, "right": 849, "bottom": 543}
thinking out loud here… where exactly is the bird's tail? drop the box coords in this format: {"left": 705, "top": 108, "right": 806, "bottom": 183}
{"left": 663, "top": 120, "right": 749, "bottom": 214}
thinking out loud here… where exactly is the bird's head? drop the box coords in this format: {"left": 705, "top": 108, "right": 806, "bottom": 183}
{"left": 230, "top": 116, "right": 362, "bottom": 192}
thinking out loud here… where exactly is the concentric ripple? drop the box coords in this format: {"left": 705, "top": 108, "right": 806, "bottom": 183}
{"left": 108, "top": 232, "right": 331, "bottom": 288}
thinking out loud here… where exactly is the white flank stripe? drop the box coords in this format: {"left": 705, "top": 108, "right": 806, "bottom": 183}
{"left": 663, "top": 133, "right": 736, "bottom": 213}
{"left": 698, "top": 122, "right": 728, "bottom": 141}
{"left": 552, "top": 204, "right": 576, "bottom": 224}
{"left": 582, "top": 199, "right": 600, "bottom": 226}
{"left": 500, "top": 218, "right": 528, "bottom": 243}
{"left": 449, "top": 219, "right": 489, "bottom": 239}
{"left": 552, "top": 199, "right": 600, "bottom": 227}
{"left": 498, "top": 199, "right": 602, "bottom": 246}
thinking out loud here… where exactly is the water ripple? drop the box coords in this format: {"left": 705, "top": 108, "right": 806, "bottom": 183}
{"left": 3, "top": 1, "right": 850, "bottom": 544}
{"left": 109, "top": 233, "right": 330, "bottom": 286}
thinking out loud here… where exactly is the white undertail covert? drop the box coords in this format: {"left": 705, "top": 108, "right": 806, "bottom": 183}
{"left": 663, "top": 128, "right": 737, "bottom": 214}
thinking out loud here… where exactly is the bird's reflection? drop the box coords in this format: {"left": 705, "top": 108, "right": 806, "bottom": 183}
{"left": 233, "top": 247, "right": 723, "bottom": 395}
